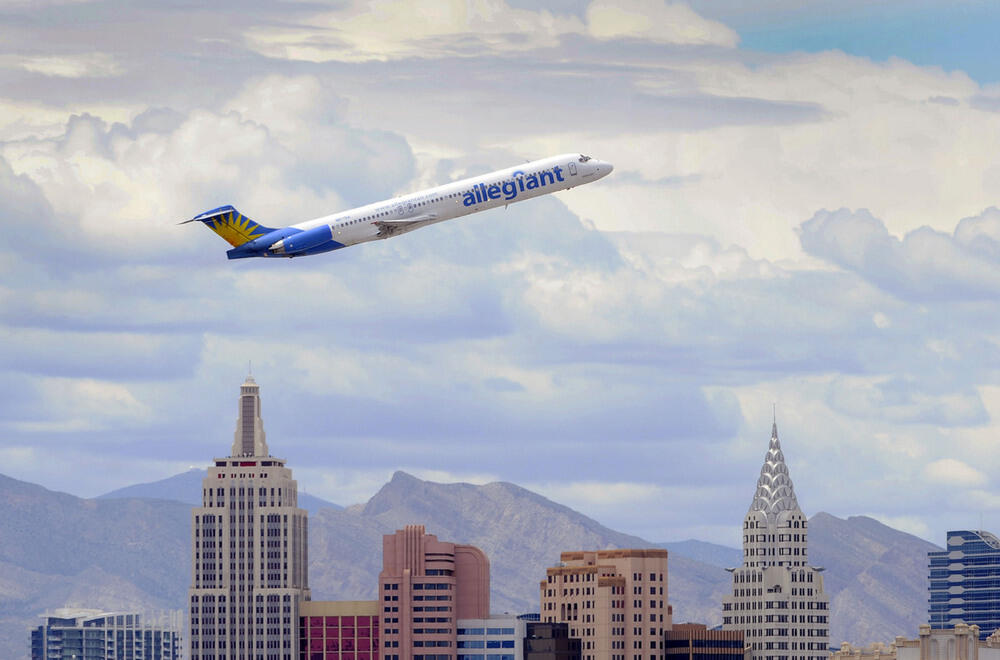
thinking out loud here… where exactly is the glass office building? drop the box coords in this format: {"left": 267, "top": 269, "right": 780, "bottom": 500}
{"left": 929, "top": 530, "right": 1000, "bottom": 639}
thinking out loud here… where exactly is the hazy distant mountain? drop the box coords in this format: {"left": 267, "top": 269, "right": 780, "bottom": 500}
{"left": 658, "top": 540, "right": 742, "bottom": 570}
{"left": 0, "top": 473, "right": 189, "bottom": 660}
{"left": 809, "top": 512, "right": 941, "bottom": 645}
{"left": 0, "top": 469, "right": 942, "bottom": 660}
{"left": 308, "top": 470, "right": 730, "bottom": 620}
{"left": 98, "top": 468, "right": 342, "bottom": 514}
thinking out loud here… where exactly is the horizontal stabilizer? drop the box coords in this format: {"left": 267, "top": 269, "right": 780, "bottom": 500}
{"left": 181, "top": 206, "right": 238, "bottom": 225}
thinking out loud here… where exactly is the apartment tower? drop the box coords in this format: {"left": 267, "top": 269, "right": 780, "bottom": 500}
{"left": 31, "top": 609, "right": 181, "bottom": 660}
{"left": 539, "top": 548, "right": 671, "bottom": 660}
{"left": 721, "top": 422, "right": 829, "bottom": 660}
{"left": 379, "top": 525, "right": 490, "bottom": 660}
{"left": 189, "top": 376, "right": 311, "bottom": 660}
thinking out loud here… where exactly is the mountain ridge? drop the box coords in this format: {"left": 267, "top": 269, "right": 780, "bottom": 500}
{"left": 97, "top": 467, "right": 342, "bottom": 513}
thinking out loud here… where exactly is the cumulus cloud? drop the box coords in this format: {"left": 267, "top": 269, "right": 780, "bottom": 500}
{"left": 15, "top": 53, "right": 123, "bottom": 78}
{"left": 863, "top": 514, "right": 931, "bottom": 541}
{"left": 923, "top": 458, "right": 988, "bottom": 487}
{"left": 245, "top": 0, "right": 736, "bottom": 63}
{"left": 3, "top": 0, "right": 1000, "bottom": 547}
{"left": 586, "top": 0, "right": 738, "bottom": 47}
{"left": 799, "top": 207, "right": 1000, "bottom": 300}
{"left": 826, "top": 376, "right": 989, "bottom": 426}
{"left": 246, "top": 0, "right": 584, "bottom": 63}
{"left": 529, "top": 480, "right": 664, "bottom": 507}
{"left": 0, "top": 75, "right": 415, "bottom": 264}
{"left": 4, "top": 377, "right": 152, "bottom": 433}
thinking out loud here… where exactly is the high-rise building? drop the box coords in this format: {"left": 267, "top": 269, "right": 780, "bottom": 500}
{"left": 929, "top": 530, "right": 1000, "bottom": 639}
{"left": 31, "top": 609, "right": 181, "bottom": 660}
{"left": 379, "top": 524, "right": 490, "bottom": 660}
{"left": 539, "top": 548, "right": 671, "bottom": 660}
{"left": 189, "top": 375, "right": 311, "bottom": 660}
{"left": 721, "top": 422, "right": 829, "bottom": 660}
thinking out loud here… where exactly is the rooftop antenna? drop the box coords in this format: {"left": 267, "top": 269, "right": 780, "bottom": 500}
{"left": 248, "top": 360, "right": 252, "bottom": 376}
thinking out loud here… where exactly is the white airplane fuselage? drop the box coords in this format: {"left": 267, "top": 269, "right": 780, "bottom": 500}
{"left": 186, "top": 153, "right": 613, "bottom": 259}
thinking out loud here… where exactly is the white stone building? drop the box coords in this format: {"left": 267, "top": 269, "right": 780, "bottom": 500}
{"left": 721, "top": 422, "right": 829, "bottom": 660}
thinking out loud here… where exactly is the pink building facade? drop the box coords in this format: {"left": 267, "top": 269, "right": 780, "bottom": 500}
{"left": 379, "top": 525, "right": 490, "bottom": 660}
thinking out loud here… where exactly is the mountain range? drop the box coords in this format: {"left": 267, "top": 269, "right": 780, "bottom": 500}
{"left": 0, "top": 469, "right": 941, "bottom": 660}
{"left": 98, "top": 468, "right": 342, "bottom": 514}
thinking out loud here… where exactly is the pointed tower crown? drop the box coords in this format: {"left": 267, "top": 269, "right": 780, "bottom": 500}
{"left": 231, "top": 375, "right": 269, "bottom": 457}
{"left": 748, "top": 421, "right": 800, "bottom": 521}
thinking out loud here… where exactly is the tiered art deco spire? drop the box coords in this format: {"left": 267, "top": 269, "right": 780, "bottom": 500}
{"left": 748, "top": 421, "right": 800, "bottom": 522}
{"left": 722, "top": 420, "right": 829, "bottom": 660}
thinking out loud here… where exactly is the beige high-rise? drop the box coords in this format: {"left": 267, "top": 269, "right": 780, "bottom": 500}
{"left": 721, "top": 422, "right": 828, "bottom": 660}
{"left": 189, "top": 376, "right": 310, "bottom": 660}
{"left": 540, "top": 549, "right": 671, "bottom": 660}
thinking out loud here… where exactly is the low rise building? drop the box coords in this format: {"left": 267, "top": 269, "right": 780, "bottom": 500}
{"left": 897, "top": 624, "right": 1000, "bottom": 660}
{"left": 300, "top": 601, "right": 380, "bottom": 660}
{"left": 524, "top": 621, "right": 581, "bottom": 660}
{"left": 456, "top": 615, "right": 525, "bottom": 660}
{"left": 831, "top": 624, "right": 1000, "bottom": 660}
{"left": 665, "top": 623, "right": 750, "bottom": 660}
{"left": 31, "top": 609, "right": 181, "bottom": 660}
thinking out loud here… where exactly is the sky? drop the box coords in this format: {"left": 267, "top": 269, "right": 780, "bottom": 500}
{"left": 1, "top": 0, "right": 999, "bottom": 548}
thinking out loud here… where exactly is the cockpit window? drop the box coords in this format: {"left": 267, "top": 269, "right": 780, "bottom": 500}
{"left": 579, "top": 154, "right": 592, "bottom": 162}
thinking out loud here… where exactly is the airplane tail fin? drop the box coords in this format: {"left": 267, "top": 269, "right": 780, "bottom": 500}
{"left": 181, "top": 205, "right": 276, "bottom": 248}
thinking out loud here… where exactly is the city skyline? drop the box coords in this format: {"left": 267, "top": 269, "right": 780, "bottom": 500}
{"left": 1, "top": 0, "right": 999, "bottom": 549}
{"left": 0, "top": 367, "right": 958, "bottom": 660}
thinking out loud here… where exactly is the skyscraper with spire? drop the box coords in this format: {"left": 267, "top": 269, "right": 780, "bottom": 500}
{"left": 189, "top": 375, "right": 310, "bottom": 660}
{"left": 721, "top": 421, "right": 829, "bottom": 660}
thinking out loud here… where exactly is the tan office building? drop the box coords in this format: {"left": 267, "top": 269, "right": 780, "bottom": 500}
{"left": 189, "top": 376, "right": 311, "bottom": 660}
{"left": 540, "top": 549, "right": 672, "bottom": 660}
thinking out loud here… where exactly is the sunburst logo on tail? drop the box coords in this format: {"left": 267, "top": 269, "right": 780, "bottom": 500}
{"left": 207, "top": 211, "right": 267, "bottom": 247}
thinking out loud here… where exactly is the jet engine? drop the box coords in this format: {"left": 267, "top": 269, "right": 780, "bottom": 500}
{"left": 268, "top": 225, "right": 333, "bottom": 256}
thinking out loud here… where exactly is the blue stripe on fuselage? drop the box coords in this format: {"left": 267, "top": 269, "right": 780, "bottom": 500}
{"left": 225, "top": 227, "right": 347, "bottom": 259}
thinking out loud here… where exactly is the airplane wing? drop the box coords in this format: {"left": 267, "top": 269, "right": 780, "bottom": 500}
{"left": 374, "top": 213, "right": 438, "bottom": 238}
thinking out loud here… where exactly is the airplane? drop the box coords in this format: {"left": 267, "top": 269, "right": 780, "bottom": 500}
{"left": 183, "top": 153, "right": 613, "bottom": 259}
